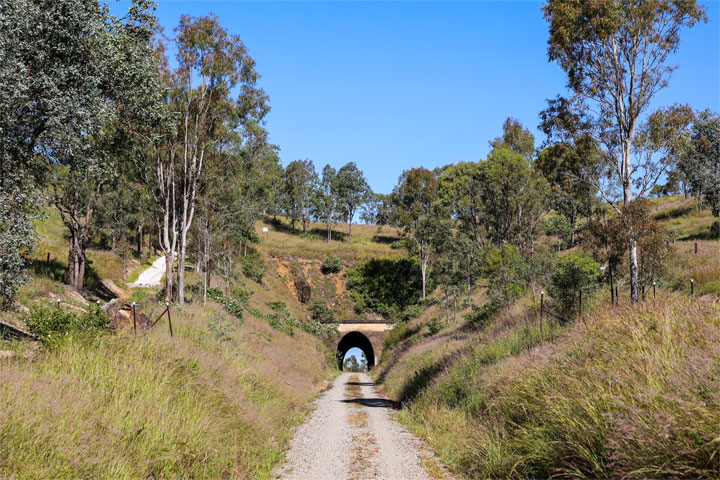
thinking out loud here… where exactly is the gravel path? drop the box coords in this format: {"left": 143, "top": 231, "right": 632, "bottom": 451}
{"left": 129, "top": 256, "right": 166, "bottom": 288}
{"left": 274, "top": 372, "right": 437, "bottom": 480}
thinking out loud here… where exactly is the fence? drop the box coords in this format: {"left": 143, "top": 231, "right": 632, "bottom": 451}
{"left": 130, "top": 301, "right": 173, "bottom": 337}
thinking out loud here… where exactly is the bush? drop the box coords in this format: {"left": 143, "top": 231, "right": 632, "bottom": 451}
{"left": 400, "top": 304, "right": 425, "bottom": 322}
{"left": 240, "top": 251, "right": 265, "bottom": 283}
{"left": 383, "top": 322, "right": 421, "bottom": 352}
{"left": 320, "top": 255, "right": 343, "bottom": 274}
{"left": 266, "top": 301, "right": 336, "bottom": 338}
{"left": 482, "top": 244, "right": 527, "bottom": 307}
{"left": 464, "top": 303, "right": 496, "bottom": 329}
{"left": 548, "top": 251, "right": 602, "bottom": 317}
{"left": 206, "top": 287, "right": 244, "bottom": 319}
{"left": 346, "top": 258, "right": 428, "bottom": 318}
{"left": 545, "top": 214, "right": 573, "bottom": 247}
{"left": 426, "top": 316, "right": 445, "bottom": 336}
{"left": 24, "top": 302, "right": 109, "bottom": 342}
{"left": 308, "top": 300, "right": 335, "bottom": 324}
{"left": 710, "top": 221, "right": 720, "bottom": 240}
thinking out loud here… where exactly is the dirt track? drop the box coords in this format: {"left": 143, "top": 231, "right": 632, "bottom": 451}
{"left": 274, "top": 372, "right": 440, "bottom": 480}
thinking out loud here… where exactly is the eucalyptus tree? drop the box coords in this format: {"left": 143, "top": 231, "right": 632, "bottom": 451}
{"left": 392, "top": 167, "right": 444, "bottom": 299}
{"left": 169, "top": 14, "right": 269, "bottom": 306}
{"left": 333, "top": 162, "right": 372, "bottom": 243}
{"left": 681, "top": 111, "right": 720, "bottom": 216}
{"left": 543, "top": 0, "right": 707, "bottom": 302}
{"left": 312, "top": 165, "right": 338, "bottom": 242}
{"left": 0, "top": 0, "right": 163, "bottom": 293}
{"left": 282, "top": 159, "right": 318, "bottom": 233}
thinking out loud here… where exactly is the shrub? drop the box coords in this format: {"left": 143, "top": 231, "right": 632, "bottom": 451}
{"left": 548, "top": 251, "right": 602, "bottom": 317}
{"left": 265, "top": 301, "right": 336, "bottom": 338}
{"left": 426, "top": 316, "right": 445, "bottom": 336}
{"left": 267, "top": 301, "right": 295, "bottom": 336}
{"left": 321, "top": 255, "right": 343, "bottom": 274}
{"left": 346, "top": 258, "right": 427, "bottom": 318}
{"left": 482, "top": 244, "right": 527, "bottom": 307}
{"left": 464, "top": 303, "right": 496, "bottom": 329}
{"left": 24, "top": 302, "right": 109, "bottom": 342}
{"left": 544, "top": 214, "right": 573, "bottom": 247}
{"left": 308, "top": 300, "right": 335, "bottom": 324}
{"left": 206, "top": 287, "right": 244, "bottom": 319}
{"left": 240, "top": 251, "right": 265, "bottom": 283}
{"left": 400, "top": 304, "right": 425, "bottom": 322}
{"left": 710, "top": 221, "right": 720, "bottom": 239}
{"left": 383, "top": 322, "right": 421, "bottom": 352}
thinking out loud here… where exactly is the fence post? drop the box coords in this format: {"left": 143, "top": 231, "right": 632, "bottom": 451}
{"left": 56, "top": 298, "right": 61, "bottom": 309}
{"left": 578, "top": 288, "right": 582, "bottom": 313}
{"left": 615, "top": 285, "right": 619, "bottom": 305}
{"left": 46, "top": 252, "right": 50, "bottom": 263}
{"left": 690, "top": 278, "right": 694, "bottom": 296}
{"left": 540, "top": 290, "right": 544, "bottom": 339}
{"left": 166, "top": 301, "right": 173, "bottom": 338}
{"left": 695, "top": 242, "right": 698, "bottom": 255}
{"left": 653, "top": 281, "right": 656, "bottom": 300}
{"left": 132, "top": 302, "right": 137, "bottom": 335}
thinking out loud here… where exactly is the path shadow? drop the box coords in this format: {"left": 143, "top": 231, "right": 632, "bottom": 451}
{"left": 341, "top": 397, "right": 399, "bottom": 409}
{"left": 344, "top": 381, "right": 375, "bottom": 387}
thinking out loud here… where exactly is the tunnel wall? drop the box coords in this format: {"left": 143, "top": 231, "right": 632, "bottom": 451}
{"left": 335, "top": 325, "right": 391, "bottom": 370}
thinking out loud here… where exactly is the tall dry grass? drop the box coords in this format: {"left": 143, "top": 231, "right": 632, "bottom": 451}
{"left": 378, "top": 296, "right": 720, "bottom": 478}
{"left": 0, "top": 300, "right": 334, "bottom": 479}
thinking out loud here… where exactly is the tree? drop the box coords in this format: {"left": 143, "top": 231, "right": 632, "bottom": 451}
{"left": 170, "top": 14, "right": 269, "bottom": 307}
{"left": 543, "top": 0, "right": 706, "bottom": 303}
{"left": 490, "top": 117, "right": 535, "bottom": 160}
{"left": 0, "top": 0, "right": 163, "bottom": 292}
{"left": 480, "top": 147, "right": 548, "bottom": 248}
{"left": 538, "top": 97, "right": 604, "bottom": 245}
{"left": 681, "top": 111, "right": 720, "bottom": 216}
{"left": 333, "top": 162, "right": 371, "bottom": 243}
{"left": 282, "top": 160, "right": 317, "bottom": 233}
{"left": 311, "top": 165, "right": 338, "bottom": 242}
{"left": 392, "top": 168, "right": 444, "bottom": 299}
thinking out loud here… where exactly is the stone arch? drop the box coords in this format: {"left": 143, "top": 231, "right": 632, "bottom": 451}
{"left": 336, "top": 331, "right": 375, "bottom": 371}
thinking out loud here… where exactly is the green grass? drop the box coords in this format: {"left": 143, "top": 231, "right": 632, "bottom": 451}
{"left": 257, "top": 216, "right": 402, "bottom": 262}
{"left": 375, "top": 294, "right": 720, "bottom": 478}
{"left": 0, "top": 301, "right": 334, "bottom": 479}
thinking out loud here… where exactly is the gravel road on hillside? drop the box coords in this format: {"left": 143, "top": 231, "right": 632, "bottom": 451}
{"left": 274, "top": 372, "right": 441, "bottom": 480}
{"left": 129, "top": 256, "right": 167, "bottom": 288}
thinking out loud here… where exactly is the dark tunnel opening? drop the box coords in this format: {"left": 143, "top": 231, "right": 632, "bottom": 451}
{"left": 336, "top": 331, "right": 375, "bottom": 371}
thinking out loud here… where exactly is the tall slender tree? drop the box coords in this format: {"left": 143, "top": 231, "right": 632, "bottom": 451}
{"left": 334, "top": 162, "right": 371, "bottom": 244}
{"left": 543, "top": 0, "right": 706, "bottom": 302}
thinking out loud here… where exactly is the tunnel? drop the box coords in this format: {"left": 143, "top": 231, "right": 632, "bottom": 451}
{"left": 337, "top": 331, "right": 375, "bottom": 371}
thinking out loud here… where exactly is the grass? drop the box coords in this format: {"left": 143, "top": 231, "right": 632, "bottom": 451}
{"left": 0, "top": 300, "right": 334, "bottom": 479}
{"left": 1, "top": 207, "right": 341, "bottom": 479}
{"left": 256, "top": 216, "right": 402, "bottom": 263}
{"left": 374, "top": 292, "right": 720, "bottom": 478}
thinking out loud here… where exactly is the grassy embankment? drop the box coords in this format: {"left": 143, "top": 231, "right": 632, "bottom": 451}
{"left": 373, "top": 194, "right": 720, "bottom": 478}
{"left": 0, "top": 209, "right": 398, "bottom": 478}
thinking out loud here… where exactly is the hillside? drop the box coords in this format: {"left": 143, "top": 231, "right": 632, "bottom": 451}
{"left": 371, "top": 195, "right": 720, "bottom": 478}
{"left": 0, "top": 210, "right": 399, "bottom": 478}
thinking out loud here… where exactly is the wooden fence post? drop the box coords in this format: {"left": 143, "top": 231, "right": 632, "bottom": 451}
{"left": 132, "top": 302, "right": 137, "bottom": 335}
{"left": 653, "top": 281, "right": 656, "bottom": 300}
{"left": 690, "top": 279, "right": 694, "bottom": 296}
{"left": 578, "top": 288, "right": 582, "bottom": 313}
{"left": 166, "top": 301, "right": 173, "bottom": 338}
{"left": 695, "top": 242, "right": 698, "bottom": 255}
{"left": 540, "top": 290, "right": 544, "bottom": 340}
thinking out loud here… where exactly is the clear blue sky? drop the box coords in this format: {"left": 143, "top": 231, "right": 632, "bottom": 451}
{"left": 115, "top": 1, "right": 720, "bottom": 195}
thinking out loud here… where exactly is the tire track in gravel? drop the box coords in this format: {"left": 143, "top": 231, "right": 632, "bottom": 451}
{"left": 274, "top": 372, "right": 446, "bottom": 480}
